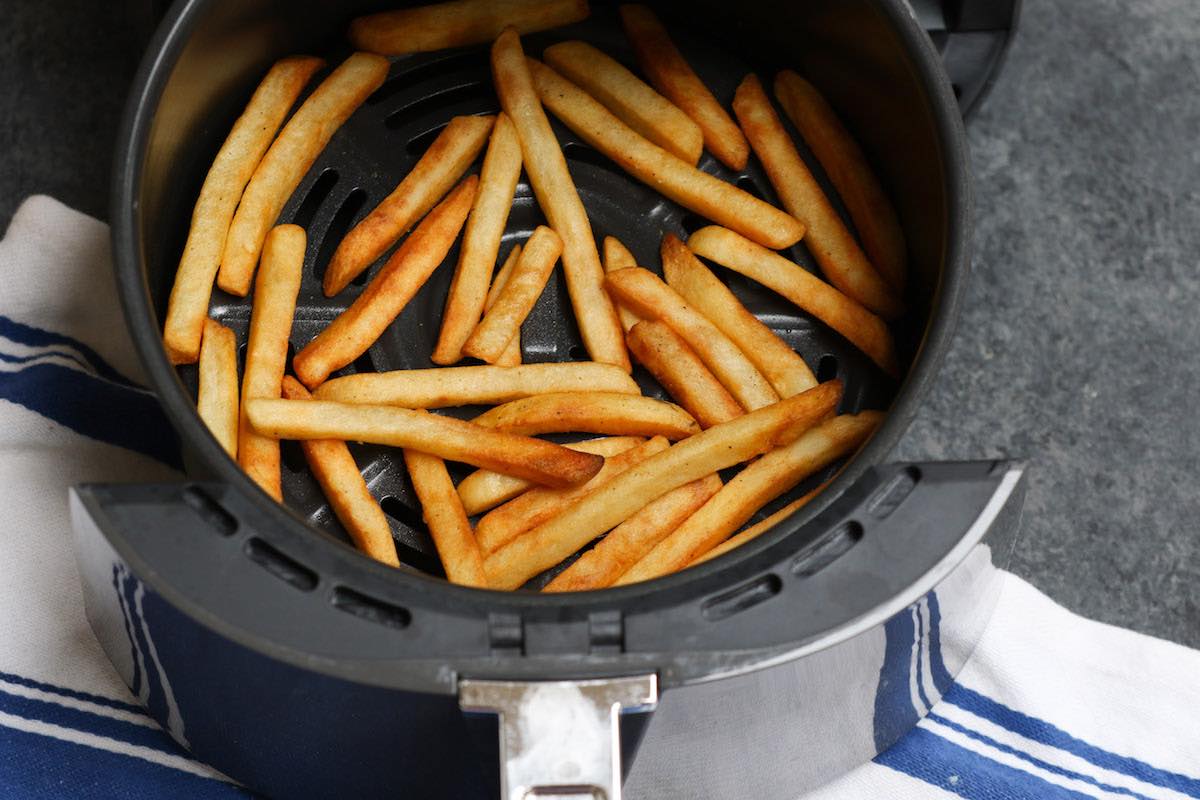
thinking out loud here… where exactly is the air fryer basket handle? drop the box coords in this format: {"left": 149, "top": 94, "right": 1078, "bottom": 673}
{"left": 910, "top": 0, "right": 1022, "bottom": 117}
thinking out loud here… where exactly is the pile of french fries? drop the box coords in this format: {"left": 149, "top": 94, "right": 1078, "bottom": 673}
{"left": 165, "top": 0, "right": 906, "bottom": 591}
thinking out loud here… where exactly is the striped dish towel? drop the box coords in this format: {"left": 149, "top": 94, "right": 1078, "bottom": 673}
{"left": 1, "top": 195, "right": 1197, "bottom": 799}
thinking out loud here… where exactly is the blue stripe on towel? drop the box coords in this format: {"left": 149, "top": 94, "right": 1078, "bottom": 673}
{"left": 0, "top": 688, "right": 182, "bottom": 757}
{"left": 874, "top": 603, "right": 922, "bottom": 752}
{"left": 0, "top": 670, "right": 144, "bottom": 716}
{"left": 0, "top": 314, "right": 139, "bottom": 388}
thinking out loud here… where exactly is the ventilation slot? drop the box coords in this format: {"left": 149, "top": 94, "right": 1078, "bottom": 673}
{"left": 245, "top": 538, "right": 318, "bottom": 591}
{"left": 281, "top": 440, "right": 307, "bottom": 474}
{"left": 332, "top": 586, "right": 411, "bottom": 630}
{"left": 381, "top": 495, "right": 425, "bottom": 531}
{"left": 568, "top": 343, "right": 588, "bottom": 361}
{"left": 817, "top": 354, "right": 839, "bottom": 382}
{"left": 182, "top": 486, "right": 237, "bottom": 537}
{"left": 386, "top": 82, "right": 494, "bottom": 130}
{"left": 737, "top": 176, "right": 765, "bottom": 201}
{"left": 792, "top": 520, "right": 863, "bottom": 577}
{"left": 702, "top": 574, "right": 782, "bottom": 621}
{"left": 353, "top": 350, "right": 375, "bottom": 374}
{"left": 369, "top": 51, "right": 490, "bottom": 108}
{"left": 680, "top": 213, "right": 708, "bottom": 235}
{"left": 562, "top": 142, "right": 620, "bottom": 175}
{"left": 867, "top": 466, "right": 920, "bottom": 519}
{"left": 314, "top": 189, "right": 369, "bottom": 284}
{"left": 405, "top": 122, "right": 449, "bottom": 156}
{"left": 290, "top": 168, "right": 339, "bottom": 230}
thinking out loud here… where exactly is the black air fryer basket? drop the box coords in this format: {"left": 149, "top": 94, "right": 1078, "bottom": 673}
{"left": 71, "top": 1, "right": 1023, "bottom": 797}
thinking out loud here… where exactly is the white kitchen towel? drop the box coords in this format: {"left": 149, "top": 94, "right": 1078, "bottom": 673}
{"left": 1, "top": 195, "right": 1198, "bottom": 799}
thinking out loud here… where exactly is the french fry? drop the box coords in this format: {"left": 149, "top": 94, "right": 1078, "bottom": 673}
{"left": 616, "top": 411, "right": 882, "bottom": 584}
{"left": 293, "top": 176, "right": 478, "bottom": 388}
{"left": 528, "top": 58, "right": 803, "bottom": 250}
{"left": 492, "top": 28, "right": 629, "bottom": 370}
{"left": 219, "top": 53, "right": 388, "bottom": 296}
{"left": 164, "top": 57, "right": 323, "bottom": 364}
{"left": 349, "top": 0, "right": 590, "bottom": 56}
{"left": 476, "top": 436, "right": 669, "bottom": 553}
{"left": 324, "top": 115, "right": 495, "bottom": 296}
{"left": 687, "top": 226, "right": 898, "bottom": 376}
{"left": 402, "top": 449, "right": 488, "bottom": 587}
{"left": 662, "top": 234, "right": 816, "bottom": 397}
{"left": 432, "top": 115, "right": 524, "bottom": 364}
{"left": 487, "top": 244, "right": 524, "bottom": 366}
{"left": 690, "top": 483, "right": 827, "bottom": 567}
{"left": 618, "top": 4, "right": 749, "bottom": 170}
{"left": 196, "top": 319, "right": 239, "bottom": 457}
{"left": 457, "top": 436, "right": 643, "bottom": 516}
{"left": 316, "top": 362, "right": 639, "bottom": 407}
{"left": 602, "top": 236, "right": 641, "bottom": 331}
{"left": 462, "top": 226, "right": 562, "bottom": 363}
{"left": 775, "top": 71, "right": 907, "bottom": 294}
{"left": 281, "top": 377, "right": 399, "bottom": 567}
{"left": 483, "top": 380, "right": 842, "bottom": 589}
{"left": 247, "top": 398, "right": 604, "bottom": 488}
{"left": 626, "top": 320, "right": 742, "bottom": 429}
{"left": 732, "top": 74, "right": 901, "bottom": 319}
{"left": 605, "top": 266, "right": 779, "bottom": 411}
{"left": 543, "top": 40, "right": 702, "bottom": 164}
{"left": 544, "top": 472, "right": 721, "bottom": 592}
{"left": 238, "top": 225, "right": 306, "bottom": 500}
{"left": 473, "top": 391, "right": 699, "bottom": 439}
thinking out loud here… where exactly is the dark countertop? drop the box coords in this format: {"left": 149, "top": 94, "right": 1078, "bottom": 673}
{"left": 4, "top": 2, "right": 1197, "bottom": 646}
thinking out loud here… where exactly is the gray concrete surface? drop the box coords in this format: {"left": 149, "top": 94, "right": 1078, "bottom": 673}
{"left": 2, "top": 1, "right": 1197, "bottom": 645}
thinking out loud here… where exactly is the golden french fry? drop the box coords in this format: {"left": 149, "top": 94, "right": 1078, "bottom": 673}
{"left": 483, "top": 379, "right": 842, "bottom": 589}
{"left": 775, "top": 71, "right": 907, "bottom": 294}
{"left": 402, "top": 449, "right": 488, "bottom": 587}
{"left": 350, "top": 0, "right": 590, "bottom": 55}
{"left": 473, "top": 391, "right": 699, "bottom": 439}
{"left": 733, "top": 74, "right": 901, "bottom": 319}
{"left": 492, "top": 28, "right": 629, "bottom": 370}
{"left": 476, "top": 436, "right": 669, "bottom": 553}
{"left": 617, "top": 411, "right": 882, "bottom": 584}
{"left": 458, "top": 436, "right": 644, "bottom": 516}
{"left": 432, "top": 115, "right": 524, "bottom": 364}
{"left": 528, "top": 58, "right": 802, "bottom": 250}
{"left": 316, "top": 362, "right": 639, "bottom": 407}
{"left": 462, "top": 226, "right": 562, "bottom": 363}
{"left": 197, "top": 319, "right": 239, "bottom": 457}
{"left": 543, "top": 40, "right": 702, "bottom": 164}
{"left": 281, "top": 377, "right": 400, "bottom": 567}
{"left": 164, "top": 57, "right": 323, "bottom": 364}
{"left": 325, "top": 115, "right": 495, "bottom": 296}
{"left": 662, "top": 234, "right": 816, "bottom": 397}
{"left": 247, "top": 398, "right": 604, "bottom": 488}
{"left": 238, "top": 225, "right": 306, "bottom": 500}
{"left": 294, "top": 176, "right": 478, "bottom": 388}
{"left": 626, "top": 320, "right": 742, "bottom": 429}
{"left": 687, "top": 225, "right": 898, "bottom": 376}
{"left": 605, "top": 266, "right": 779, "bottom": 411}
{"left": 488, "top": 244, "right": 524, "bottom": 366}
{"left": 618, "top": 4, "right": 748, "bottom": 170}
{"left": 219, "top": 53, "right": 388, "bottom": 296}
{"left": 602, "top": 236, "right": 641, "bottom": 331}
{"left": 544, "top": 472, "right": 721, "bottom": 592}
{"left": 690, "top": 483, "right": 827, "bottom": 567}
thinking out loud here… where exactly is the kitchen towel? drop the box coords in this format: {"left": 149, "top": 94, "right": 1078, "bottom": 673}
{"left": 1, "top": 195, "right": 1198, "bottom": 799}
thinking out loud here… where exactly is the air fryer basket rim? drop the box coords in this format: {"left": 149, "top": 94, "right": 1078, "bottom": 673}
{"left": 110, "top": 0, "right": 970, "bottom": 618}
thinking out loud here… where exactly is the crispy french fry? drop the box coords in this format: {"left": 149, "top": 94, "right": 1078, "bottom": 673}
{"left": 544, "top": 472, "right": 721, "bottom": 592}
{"left": 483, "top": 379, "right": 842, "bottom": 589}
{"left": 626, "top": 320, "right": 742, "bottom": 429}
{"left": 617, "top": 411, "right": 882, "bottom": 584}
{"left": 733, "top": 74, "right": 901, "bottom": 319}
{"left": 775, "top": 71, "right": 907, "bottom": 294}
{"left": 197, "top": 319, "right": 239, "bottom": 457}
{"left": 476, "top": 436, "right": 669, "bottom": 553}
{"left": 325, "top": 115, "right": 495, "bottom": 296}
{"left": 687, "top": 226, "right": 898, "bottom": 376}
{"left": 350, "top": 0, "right": 590, "bottom": 56}
{"left": 602, "top": 236, "right": 641, "bottom": 331}
{"left": 487, "top": 244, "right": 524, "bottom": 366}
{"left": 457, "top": 436, "right": 644, "bottom": 516}
{"left": 281, "top": 377, "right": 399, "bottom": 567}
{"left": 462, "top": 226, "right": 562, "bottom": 363}
{"left": 247, "top": 398, "right": 604, "bottom": 488}
{"left": 543, "top": 40, "right": 702, "bottom": 164}
{"left": 605, "top": 266, "right": 779, "bottom": 411}
{"left": 661, "top": 234, "right": 816, "bottom": 397}
{"left": 618, "top": 4, "right": 748, "bottom": 170}
{"left": 219, "top": 53, "right": 388, "bottom": 296}
{"left": 690, "top": 483, "right": 827, "bottom": 567}
{"left": 238, "top": 225, "right": 305, "bottom": 500}
{"left": 164, "top": 57, "right": 323, "bottom": 364}
{"left": 492, "top": 29, "right": 629, "bottom": 370}
{"left": 294, "top": 176, "right": 478, "bottom": 388}
{"left": 402, "top": 449, "right": 488, "bottom": 587}
{"left": 473, "top": 391, "right": 699, "bottom": 439}
{"left": 528, "top": 58, "right": 802, "bottom": 250}
{"left": 316, "top": 362, "right": 639, "bottom": 407}
{"left": 432, "top": 115, "right": 524, "bottom": 364}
